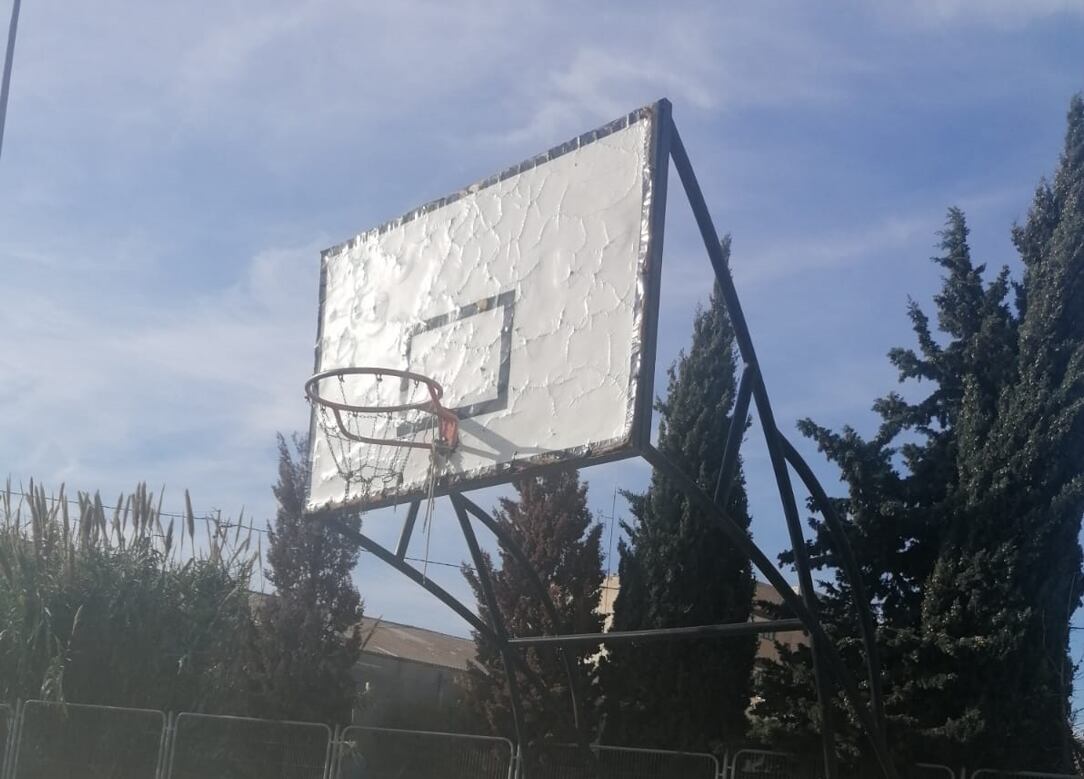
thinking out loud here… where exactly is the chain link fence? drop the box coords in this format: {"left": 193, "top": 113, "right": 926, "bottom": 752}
{"left": 7, "top": 700, "right": 165, "bottom": 779}
{"left": 332, "top": 725, "right": 514, "bottom": 779}
{"left": 525, "top": 743, "right": 719, "bottom": 779}
{"left": 166, "top": 712, "right": 332, "bottom": 779}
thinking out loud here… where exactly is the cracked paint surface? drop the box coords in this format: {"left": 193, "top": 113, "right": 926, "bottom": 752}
{"left": 309, "top": 106, "right": 659, "bottom": 511}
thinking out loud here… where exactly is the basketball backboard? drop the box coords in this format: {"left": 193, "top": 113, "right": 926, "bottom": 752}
{"left": 307, "top": 101, "right": 669, "bottom": 513}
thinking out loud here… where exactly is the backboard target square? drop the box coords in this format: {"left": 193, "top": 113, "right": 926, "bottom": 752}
{"left": 307, "top": 101, "right": 668, "bottom": 512}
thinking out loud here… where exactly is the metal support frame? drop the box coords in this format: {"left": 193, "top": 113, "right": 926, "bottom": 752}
{"left": 667, "top": 119, "right": 893, "bottom": 778}
{"left": 320, "top": 99, "right": 894, "bottom": 779}
{"left": 715, "top": 364, "right": 755, "bottom": 508}
{"left": 326, "top": 493, "right": 810, "bottom": 757}
{"left": 451, "top": 496, "right": 527, "bottom": 749}
{"left": 668, "top": 124, "right": 842, "bottom": 778}
{"left": 781, "top": 437, "right": 885, "bottom": 733}
{"left": 451, "top": 493, "right": 585, "bottom": 733}
{"left": 327, "top": 516, "right": 556, "bottom": 706}
{"left": 509, "top": 618, "right": 804, "bottom": 648}
{"left": 0, "top": 0, "right": 21, "bottom": 164}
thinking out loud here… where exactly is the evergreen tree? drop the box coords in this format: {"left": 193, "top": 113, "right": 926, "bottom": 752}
{"left": 252, "top": 433, "right": 365, "bottom": 724}
{"left": 752, "top": 95, "right": 1084, "bottom": 772}
{"left": 462, "top": 469, "right": 605, "bottom": 747}
{"left": 915, "top": 94, "right": 1084, "bottom": 770}
{"left": 752, "top": 207, "right": 1017, "bottom": 762}
{"left": 599, "top": 237, "right": 756, "bottom": 754}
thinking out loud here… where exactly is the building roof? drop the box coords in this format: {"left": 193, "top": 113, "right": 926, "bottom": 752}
{"left": 249, "top": 591, "right": 474, "bottom": 672}
{"left": 359, "top": 616, "right": 474, "bottom": 672}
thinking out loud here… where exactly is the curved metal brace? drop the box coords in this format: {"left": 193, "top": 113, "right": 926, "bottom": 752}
{"left": 668, "top": 127, "right": 839, "bottom": 778}
{"left": 324, "top": 516, "right": 554, "bottom": 703}
{"left": 451, "top": 498, "right": 527, "bottom": 749}
{"left": 642, "top": 444, "right": 898, "bottom": 779}
{"left": 667, "top": 122, "right": 896, "bottom": 779}
{"left": 781, "top": 435, "right": 886, "bottom": 734}
{"left": 451, "top": 492, "right": 586, "bottom": 733}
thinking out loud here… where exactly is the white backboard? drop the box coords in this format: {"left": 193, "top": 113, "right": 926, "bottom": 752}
{"left": 308, "top": 102, "right": 668, "bottom": 512}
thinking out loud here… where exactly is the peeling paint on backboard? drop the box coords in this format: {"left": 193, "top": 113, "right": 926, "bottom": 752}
{"left": 308, "top": 101, "right": 668, "bottom": 512}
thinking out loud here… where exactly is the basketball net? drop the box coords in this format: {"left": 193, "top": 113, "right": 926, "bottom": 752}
{"left": 307, "top": 368, "right": 459, "bottom": 579}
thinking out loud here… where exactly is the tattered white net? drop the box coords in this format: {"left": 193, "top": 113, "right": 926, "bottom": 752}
{"left": 307, "top": 368, "right": 458, "bottom": 578}
{"left": 309, "top": 368, "right": 457, "bottom": 499}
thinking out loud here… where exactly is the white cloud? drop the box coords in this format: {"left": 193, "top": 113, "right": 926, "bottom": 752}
{"left": 0, "top": 0, "right": 1078, "bottom": 632}
{"left": 492, "top": 4, "right": 870, "bottom": 149}
{"left": 0, "top": 234, "right": 323, "bottom": 519}
{"left": 889, "top": 0, "right": 1084, "bottom": 28}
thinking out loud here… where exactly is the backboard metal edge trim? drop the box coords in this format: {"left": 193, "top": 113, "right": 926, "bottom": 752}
{"left": 305, "top": 436, "right": 642, "bottom": 515}
{"left": 629, "top": 98, "right": 671, "bottom": 452}
{"left": 307, "top": 99, "right": 668, "bottom": 514}
{"left": 319, "top": 101, "right": 663, "bottom": 260}
{"left": 307, "top": 253, "right": 330, "bottom": 455}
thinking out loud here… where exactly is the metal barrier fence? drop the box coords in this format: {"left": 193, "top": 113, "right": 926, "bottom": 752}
{"left": 730, "top": 749, "right": 958, "bottom": 779}
{"left": 3, "top": 700, "right": 1083, "bottom": 779}
{"left": 332, "top": 725, "right": 514, "bottom": 779}
{"left": 8, "top": 700, "right": 165, "bottom": 779}
{"left": 0, "top": 705, "right": 12, "bottom": 779}
{"left": 732, "top": 749, "right": 819, "bottom": 779}
{"left": 166, "top": 712, "right": 333, "bottom": 779}
{"left": 525, "top": 743, "right": 719, "bottom": 779}
{"left": 970, "top": 772, "right": 1082, "bottom": 778}
{"left": 912, "top": 764, "right": 957, "bottom": 779}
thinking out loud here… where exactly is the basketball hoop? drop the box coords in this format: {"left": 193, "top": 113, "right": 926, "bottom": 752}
{"left": 306, "top": 366, "right": 459, "bottom": 577}
{"left": 305, "top": 367, "right": 459, "bottom": 452}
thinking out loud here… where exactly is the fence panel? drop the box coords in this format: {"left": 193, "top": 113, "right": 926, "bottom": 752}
{"left": 910, "top": 764, "right": 956, "bottom": 779}
{"left": 167, "top": 712, "right": 332, "bottom": 779}
{"left": 842, "top": 760, "right": 958, "bottom": 779}
{"left": 971, "top": 771, "right": 1082, "bottom": 778}
{"left": 0, "top": 703, "right": 12, "bottom": 779}
{"left": 525, "top": 743, "right": 719, "bottom": 779}
{"left": 8, "top": 700, "right": 165, "bottom": 779}
{"left": 732, "top": 749, "right": 819, "bottom": 779}
{"left": 334, "top": 726, "right": 513, "bottom": 779}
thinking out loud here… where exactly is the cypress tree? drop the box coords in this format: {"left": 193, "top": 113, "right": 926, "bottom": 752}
{"left": 462, "top": 469, "right": 605, "bottom": 747}
{"left": 751, "top": 206, "right": 1018, "bottom": 763}
{"left": 916, "top": 94, "right": 1084, "bottom": 770}
{"left": 599, "top": 237, "right": 756, "bottom": 754}
{"left": 252, "top": 433, "right": 365, "bottom": 724}
{"left": 752, "top": 96, "right": 1084, "bottom": 771}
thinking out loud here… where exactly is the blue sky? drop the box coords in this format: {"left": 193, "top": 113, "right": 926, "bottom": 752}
{"left": 1, "top": 0, "right": 1083, "bottom": 673}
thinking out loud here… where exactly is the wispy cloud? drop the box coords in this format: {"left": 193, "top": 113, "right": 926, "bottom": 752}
{"left": 887, "top": 0, "right": 1084, "bottom": 28}
{"left": 0, "top": 0, "right": 1079, "bottom": 633}
{"left": 0, "top": 233, "right": 322, "bottom": 513}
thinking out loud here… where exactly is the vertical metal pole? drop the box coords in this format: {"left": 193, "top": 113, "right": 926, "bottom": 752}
{"left": 0, "top": 0, "right": 22, "bottom": 163}
{"left": 153, "top": 712, "right": 169, "bottom": 779}
{"left": 451, "top": 496, "right": 527, "bottom": 752}
{"left": 8, "top": 700, "right": 24, "bottom": 779}
{"left": 452, "top": 492, "right": 584, "bottom": 733}
{"left": 634, "top": 98, "right": 673, "bottom": 450}
{"left": 324, "top": 516, "right": 556, "bottom": 700}
{"left": 326, "top": 723, "right": 341, "bottom": 779}
{"left": 781, "top": 437, "right": 885, "bottom": 736}
{"left": 714, "top": 364, "right": 756, "bottom": 508}
{"left": 668, "top": 123, "right": 840, "bottom": 779}
{"left": 163, "top": 711, "right": 178, "bottom": 779}
{"left": 3, "top": 699, "right": 20, "bottom": 779}
{"left": 394, "top": 500, "right": 421, "bottom": 560}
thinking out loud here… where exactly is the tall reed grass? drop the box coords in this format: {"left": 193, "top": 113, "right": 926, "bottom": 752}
{"left": 0, "top": 480, "right": 259, "bottom": 713}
